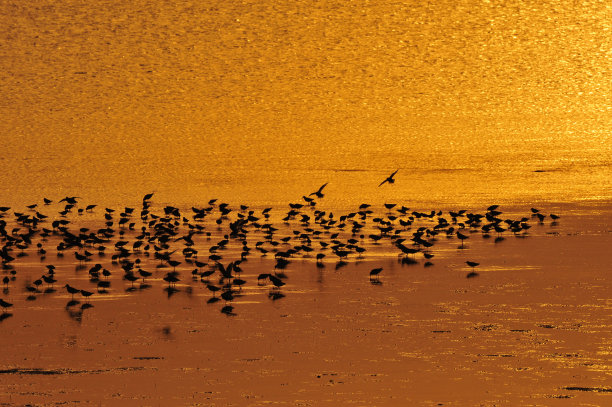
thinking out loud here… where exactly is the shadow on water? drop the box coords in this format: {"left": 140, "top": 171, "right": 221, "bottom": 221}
{"left": 400, "top": 257, "right": 418, "bottom": 266}
{"left": 221, "top": 305, "right": 235, "bottom": 315}
{"left": 268, "top": 291, "right": 285, "bottom": 301}
{"left": 66, "top": 308, "right": 82, "bottom": 323}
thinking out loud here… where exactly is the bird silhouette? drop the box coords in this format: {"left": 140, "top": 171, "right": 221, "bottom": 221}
{"left": 80, "top": 290, "right": 93, "bottom": 303}
{"left": 456, "top": 231, "right": 469, "bottom": 248}
{"left": 309, "top": 183, "right": 328, "bottom": 198}
{"left": 0, "top": 298, "right": 12, "bottom": 312}
{"left": 369, "top": 267, "right": 383, "bottom": 281}
{"left": 269, "top": 274, "right": 286, "bottom": 289}
{"left": 466, "top": 261, "right": 479, "bottom": 278}
{"left": 378, "top": 169, "right": 399, "bottom": 187}
{"left": 64, "top": 284, "right": 80, "bottom": 299}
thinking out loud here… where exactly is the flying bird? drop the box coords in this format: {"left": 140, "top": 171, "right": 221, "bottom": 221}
{"left": 309, "top": 183, "right": 328, "bottom": 198}
{"left": 378, "top": 169, "right": 399, "bottom": 187}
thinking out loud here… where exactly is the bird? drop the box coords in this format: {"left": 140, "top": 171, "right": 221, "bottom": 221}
{"left": 369, "top": 267, "right": 383, "bottom": 281}
{"left": 64, "top": 284, "right": 80, "bottom": 299}
{"left": 456, "top": 231, "right": 469, "bottom": 248}
{"left": 163, "top": 272, "right": 180, "bottom": 287}
{"left": 466, "top": 261, "right": 479, "bottom": 278}
{"left": 378, "top": 169, "right": 399, "bottom": 187}
{"left": 220, "top": 290, "right": 234, "bottom": 302}
{"left": 309, "top": 183, "right": 328, "bottom": 199}
{"left": 41, "top": 274, "right": 57, "bottom": 288}
{"left": 269, "top": 274, "right": 286, "bottom": 289}
{"left": 206, "top": 284, "right": 220, "bottom": 296}
{"left": 138, "top": 269, "right": 152, "bottom": 282}
{"left": 124, "top": 273, "right": 139, "bottom": 287}
{"left": 80, "top": 290, "right": 93, "bottom": 303}
{"left": 0, "top": 298, "right": 12, "bottom": 312}
{"left": 396, "top": 242, "right": 419, "bottom": 257}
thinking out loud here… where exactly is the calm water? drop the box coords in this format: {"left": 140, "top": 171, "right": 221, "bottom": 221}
{"left": 1, "top": 1, "right": 610, "bottom": 209}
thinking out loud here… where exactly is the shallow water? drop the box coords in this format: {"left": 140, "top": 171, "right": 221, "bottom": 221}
{"left": 0, "top": 200, "right": 610, "bottom": 405}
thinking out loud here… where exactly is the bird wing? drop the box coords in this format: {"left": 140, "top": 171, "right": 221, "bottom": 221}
{"left": 378, "top": 178, "right": 388, "bottom": 187}
{"left": 309, "top": 182, "right": 329, "bottom": 196}
{"left": 390, "top": 169, "right": 399, "bottom": 178}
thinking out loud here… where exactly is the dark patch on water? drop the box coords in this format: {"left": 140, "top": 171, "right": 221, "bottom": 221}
{"left": 269, "top": 291, "right": 285, "bottom": 301}
{"left": 328, "top": 168, "right": 369, "bottom": 173}
{"left": 563, "top": 386, "right": 612, "bottom": 393}
{"left": 473, "top": 324, "right": 498, "bottom": 331}
{"left": 0, "top": 367, "right": 147, "bottom": 375}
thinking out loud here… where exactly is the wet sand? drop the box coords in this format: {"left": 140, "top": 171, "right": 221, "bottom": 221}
{"left": 0, "top": 199, "right": 610, "bottom": 406}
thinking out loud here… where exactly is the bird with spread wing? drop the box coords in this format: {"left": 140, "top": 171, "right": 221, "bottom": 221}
{"left": 378, "top": 169, "right": 399, "bottom": 187}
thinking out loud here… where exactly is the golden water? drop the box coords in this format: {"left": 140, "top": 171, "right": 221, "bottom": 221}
{"left": 0, "top": 2, "right": 611, "bottom": 405}
{"left": 1, "top": 0, "right": 610, "bottom": 208}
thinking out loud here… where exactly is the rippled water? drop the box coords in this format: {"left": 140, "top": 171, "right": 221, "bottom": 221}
{"left": 1, "top": 1, "right": 611, "bottom": 405}
{"left": 0, "top": 0, "right": 610, "bottom": 208}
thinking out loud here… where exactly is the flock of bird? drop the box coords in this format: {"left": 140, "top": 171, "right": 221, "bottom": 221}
{"left": 0, "top": 170, "right": 561, "bottom": 318}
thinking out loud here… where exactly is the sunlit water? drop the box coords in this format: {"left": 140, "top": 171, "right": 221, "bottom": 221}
{"left": 1, "top": 1, "right": 611, "bottom": 405}
{"left": 0, "top": 0, "right": 610, "bottom": 208}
